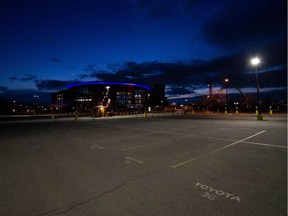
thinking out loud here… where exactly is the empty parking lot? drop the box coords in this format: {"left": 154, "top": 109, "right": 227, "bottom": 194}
{"left": 0, "top": 114, "right": 287, "bottom": 216}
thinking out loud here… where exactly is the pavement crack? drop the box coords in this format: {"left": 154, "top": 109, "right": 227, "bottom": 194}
{"left": 37, "top": 207, "right": 62, "bottom": 216}
{"left": 53, "top": 171, "right": 156, "bottom": 215}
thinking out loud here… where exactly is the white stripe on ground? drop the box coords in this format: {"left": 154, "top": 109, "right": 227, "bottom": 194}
{"left": 90, "top": 144, "right": 104, "bottom": 149}
{"left": 93, "top": 132, "right": 158, "bottom": 143}
{"left": 242, "top": 142, "right": 287, "bottom": 149}
{"left": 125, "top": 156, "right": 144, "bottom": 164}
{"left": 122, "top": 144, "right": 155, "bottom": 151}
{"left": 174, "top": 128, "right": 226, "bottom": 140}
{"left": 172, "top": 130, "right": 266, "bottom": 168}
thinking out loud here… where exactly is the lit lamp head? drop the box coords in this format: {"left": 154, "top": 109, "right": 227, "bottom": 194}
{"left": 224, "top": 78, "right": 229, "bottom": 83}
{"left": 251, "top": 57, "right": 260, "bottom": 66}
{"left": 105, "top": 86, "right": 110, "bottom": 97}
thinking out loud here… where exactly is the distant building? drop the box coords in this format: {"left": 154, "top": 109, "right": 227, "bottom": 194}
{"left": 148, "top": 84, "right": 167, "bottom": 106}
{"left": 51, "top": 81, "right": 165, "bottom": 113}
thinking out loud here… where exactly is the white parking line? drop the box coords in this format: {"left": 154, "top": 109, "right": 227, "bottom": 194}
{"left": 172, "top": 130, "right": 266, "bottom": 168}
{"left": 90, "top": 144, "right": 104, "bottom": 149}
{"left": 122, "top": 144, "right": 155, "bottom": 151}
{"left": 243, "top": 141, "right": 287, "bottom": 149}
{"left": 201, "top": 128, "right": 226, "bottom": 134}
{"left": 191, "top": 135, "right": 287, "bottom": 149}
{"left": 92, "top": 131, "right": 158, "bottom": 143}
{"left": 173, "top": 128, "right": 226, "bottom": 140}
{"left": 121, "top": 127, "right": 285, "bottom": 152}
{"left": 125, "top": 156, "right": 144, "bottom": 164}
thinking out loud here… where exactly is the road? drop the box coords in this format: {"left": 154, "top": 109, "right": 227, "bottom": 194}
{"left": 0, "top": 114, "right": 287, "bottom": 216}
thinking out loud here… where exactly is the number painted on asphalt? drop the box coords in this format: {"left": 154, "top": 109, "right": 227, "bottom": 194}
{"left": 201, "top": 192, "right": 216, "bottom": 200}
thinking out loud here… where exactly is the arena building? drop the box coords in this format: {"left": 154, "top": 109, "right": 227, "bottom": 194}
{"left": 51, "top": 81, "right": 166, "bottom": 115}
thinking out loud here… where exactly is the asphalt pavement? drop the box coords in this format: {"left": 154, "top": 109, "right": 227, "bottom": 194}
{"left": 0, "top": 113, "right": 287, "bottom": 216}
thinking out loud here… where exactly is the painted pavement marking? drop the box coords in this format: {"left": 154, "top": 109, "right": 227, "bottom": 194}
{"left": 125, "top": 156, "right": 144, "bottom": 164}
{"left": 173, "top": 128, "right": 226, "bottom": 140}
{"left": 195, "top": 182, "right": 240, "bottom": 202}
{"left": 242, "top": 141, "right": 287, "bottom": 149}
{"left": 121, "top": 127, "right": 284, "bottom": 152}
{"left": 172, "top": 130, "right": 266, "bottom": 168}
{"left": 92, "top": 131, "right": 158, "bottom": 143}
{"left": 90, "top": 144, "right": 104, "bottom": 149}
{"left": 191, "top": 135, "right": 287, "bottom": 149}
{"left": 122, "top": 128, "right": 227, "bottom": 151}
{"left": 201, "top": 128, "right": 227, "bottom": 134}
{"left": 122, "top": 143, "right": 155, "bottom": 151}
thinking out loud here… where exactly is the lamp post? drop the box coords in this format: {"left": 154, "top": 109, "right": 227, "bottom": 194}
{"left": 105, "top": 86, "right": 111, "bottom": 116}
{"left": 224, "top": 78, "right": 229, "bottom": 114}
{"left": 250, "top": 57, "right": 262, "bottom": 119}
{"left": 207, "top": 82, "right": 213, "bottom": 112}
{"left": 224, "top": 78, "right": 229, "bottom": 103}
{"left": 105, "top": 86, "right": 110, "bottom": 96}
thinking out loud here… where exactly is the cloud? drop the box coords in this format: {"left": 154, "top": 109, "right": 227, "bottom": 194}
{"left": 78, "top": 74, "right": 90, "bottom": 79}
{"left": 21, "top": 74, "right": 38, "bottom": 81}
{"left": 51, "top": 57, "right": 62, "bottom": 63}
{"left": 78, "top": 64, "right": 105, "bottom": 79}
{"left": 168, "top": 87, "right": 194, "bottom": 95}
{"left": 130, "top": 0, "right": 176, "bottom": 21}
{"left": 35, "top": 80, "right": 74, "bottom": 91}
{"left": 94, "top": 55, "right": 285, "bottom": 89}
{"left": 9, "top": 77, "right": 17, "bottom": 82}
{"left": 76, "top": 39, "right": 286, "bottom": 100}
{"left": 202, "top": 0, "right": 286, "bottom": 49}
{"left": 83, "top": 64, "right": 97, "bottom": 72}
{"left": 244, "top": 65, "right": 287, "bottom": 74}
{"left": 30, "top": 38, "right": 286, "bottom": 102}
{"left": 0, "top": 86, "right": 8, "bottom": 92}
{"left": 93, "top": 61, "right": 192, "bottom": 85}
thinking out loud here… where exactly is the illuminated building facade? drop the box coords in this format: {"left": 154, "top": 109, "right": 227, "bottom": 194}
{"left": 51, "top": 81, "right": 152, "bottom": 113}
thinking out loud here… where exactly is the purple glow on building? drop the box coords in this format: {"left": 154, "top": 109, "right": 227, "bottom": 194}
{"left": 66, "top": 81, "right": 150, "bottom": 91}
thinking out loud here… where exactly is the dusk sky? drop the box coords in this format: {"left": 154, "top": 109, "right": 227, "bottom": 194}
{"left": 0, "top": 0, "right": 287, "bottom": 104}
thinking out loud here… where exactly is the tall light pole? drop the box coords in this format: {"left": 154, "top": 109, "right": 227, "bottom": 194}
{"left": 224, "top": 78, "right": 229, "bottom": 103}
{"left": 207, "top": 82, "right": 213, "bottom": 112}
{"left": 250, "top": 57, "right": 262, "bottom": 118}
{"left": 105, "top": 86, "right": 110, "bottom": 96}
{"left": 223, "top": 78, "right": 229, "bottom": 114}
{"left": 105, "top": 86, "right": 110, "bottom": 109}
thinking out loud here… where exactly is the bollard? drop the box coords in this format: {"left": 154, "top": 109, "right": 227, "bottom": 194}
{"left": 257, "top": 115, "right": 263, "bottom": 120}
{"left": 74, "top": 112, "right": 78, "bottom": 121}
{"left": 51, "top": 112, "right": 57, "bottom": 121}
{"left": 224, "top": 107, "right": 227, "bottom": 114}
{"left": 144, "top": 112, "right": 147, "bottom": 117}
{"left": 236, "top": 107, "right": 239, "bottom": 115}
{"left": 269, "top": 106, "right": 273, "bottom": 115}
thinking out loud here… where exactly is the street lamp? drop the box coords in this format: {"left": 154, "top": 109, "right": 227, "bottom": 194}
{"left": 105, "top": 86, "right": 110, "bottom": 96}
{"left": 250, "top": 57, "right": 262, "bottom": 118}
{"left": 224, "top": 78, "right": 229, "bottom": 103}
{"left": 105, "top": 86, "right": 111, "bottom": 111}
{"left": 223, "top": 78, "right": 229, "bottom": 114}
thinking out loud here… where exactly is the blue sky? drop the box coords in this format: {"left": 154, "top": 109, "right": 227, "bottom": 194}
{"left": 0, "top": 0, "right": 286, "bottom": 104}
